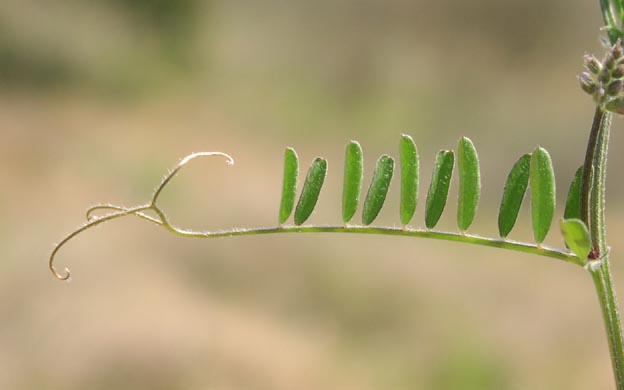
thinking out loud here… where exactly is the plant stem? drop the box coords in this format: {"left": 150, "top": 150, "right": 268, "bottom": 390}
{"left": 580, "top": 107, "right": 604, "bottom": 241}
{"left": 583, "top": 106, "right": 624, "bottom": 389}
{"left": 602, "top": 0, "right": 619, "bottom": 30}
{"left": 594, "top": 259, "right": 624, "bottom": 388}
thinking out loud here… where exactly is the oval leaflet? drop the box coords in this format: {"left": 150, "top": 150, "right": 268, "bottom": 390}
{"left": 278, "top": 147, "right": 299, "bottom": 224}
{"left": 362, "top": 155, "right": 395, "bottom": 226}
{"left": 425, "top": 150, "right": 454, "bottom": 229}
{"left": 342, "top": 141, "right": 364, "bottom": 224}
{"left": 560, "top": 219, "right": 591, "bottom": 263}
{"left": 457, "top": 137, "right": 481, "bottom": 232}
{"left": 530, "top": 147, "right": 556, "bottom": 244}
{"left": 498, "top": 153, "right": 531, "bottom": 238}
{"left": 294, "top": 158, "right": 328, "bottom": 226}
{"left": 564, "top": 166, "right": 584, "bottom": 221}
{"left": 400, "top": 134, "right": 419, "bottom": 226}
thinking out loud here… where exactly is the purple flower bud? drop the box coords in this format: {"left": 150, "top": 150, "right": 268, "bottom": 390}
{"left": 607, "top": 79, "right": 624, "bottom": 96}
{"left": 584, "top": 54, "right": 602, "bottom": 74}
{"left": 579, "top": 72, "right": 597, "bottom": 94}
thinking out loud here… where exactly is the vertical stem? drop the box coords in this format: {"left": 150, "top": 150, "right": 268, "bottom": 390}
{"left": 598, "top": 258, "right": 624, "bottom": 388}
{"left": 583, "top": 107, "right": 624, "bottom": 389}
{"left": 592, "top": 256, "right": 624, "bottom": 389}
{"left": 601, "top": 0, "right": 621, "bottom": 43}
{"left": 580, "top": 107, "right": 604, "bottom": 246}
{"left": 602, "top": 0, "right": 619, "bottom": 29}
{"left": 592, "top": 111, "right": 611, "bottom": 255}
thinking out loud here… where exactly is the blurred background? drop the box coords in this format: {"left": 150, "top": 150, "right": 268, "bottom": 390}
{"left": 3, "top": 0, "right": 624, "bottom": 388}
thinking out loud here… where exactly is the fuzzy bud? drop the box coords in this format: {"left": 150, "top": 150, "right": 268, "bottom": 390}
{"left": 607, "top": 79, "right": 624, "bottom": 96}
{"left": 596, "top": 85, "right": 607, "bottom": 104}
{"left": 599, "top": 68, "right": 611, "bottom": 83}
{"left": 584, "top": 54, "right": 602, "bottom": 74}
{"left": 613, "top": 40, "right": 623, "bottom": 59}
{"left": 605, "top": 52, "right": 617, "bottom": 70}
{"left": 579, "top": 72, "right": 597, "bottom": 94}
{"left": 612, "top": 65, "right": 624, "bottom": 78}
{"left": 606, "top": 97, "right": 624, "bottom": 114}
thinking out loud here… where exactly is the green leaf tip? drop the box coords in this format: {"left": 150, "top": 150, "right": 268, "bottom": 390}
{"left": 362, "top": 155, "right": 395, "bottom": 226}
{"left": 564, "top": 166, "right": 584, "bottom": 221}
{"left": 294, "top": 157, "right": 327, "bottom": 226}
{"left": 560, "top": 219, "right": 590, "bottom": 263}
{"left": 457, "top": 137, "right": 480, "bottom": 232}
{"left": 498, "top": 153, "right": 531, "bottom": 238}
{"left": 400, "top": 134, "right": 419, "bottom": 226}
{"left": 530, "top": 147, "right": 556, "bottom": 244}
{"left": 342, "top": 141, "right": 364, "bottom": 224}
{"left": 425, "top": 150, "right": 454, "bottom": 229}
{"left": 278, "top": 147, "right": 299, "bottom": 224}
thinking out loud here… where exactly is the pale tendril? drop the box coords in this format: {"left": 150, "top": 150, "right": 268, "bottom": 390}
{"left": 49, "top": 152, "right": 235, "bottom": 281}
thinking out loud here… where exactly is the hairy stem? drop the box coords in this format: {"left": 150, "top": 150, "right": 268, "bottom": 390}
{"left": 580, "top": 107, "right": 604, "bottom": 244}
{"left": 595, "top": 259, "right": 624, "bottom": 388}
{"left": 583, "top": 106, "right": 624, "bottom": 389}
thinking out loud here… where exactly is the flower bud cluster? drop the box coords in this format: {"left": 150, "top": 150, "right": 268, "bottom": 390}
{"left": 579, "top": 40, "right": 624, "bottom": 114}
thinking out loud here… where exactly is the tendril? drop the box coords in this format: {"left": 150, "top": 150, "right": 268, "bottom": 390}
{"left": 151, "top": 152, "right": 234, "bottom": 207}
{"left": 86, "top": 204, "right": 163, "bottom": 226}
{"left": 49, "top": 205, "right": 152, "bottom": 280}
{"left": 50, "top": 151, "right": 235, "bottom": 281}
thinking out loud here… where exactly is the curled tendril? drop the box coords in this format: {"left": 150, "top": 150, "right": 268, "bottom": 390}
{"left": 151, "top": 152, "right": 234, "bottom": 207}
{"left": 49, "top": 205, "right": 152, "bottom": 280}
{"left": 49, "top": 151, "right": 235, "bottom": 281}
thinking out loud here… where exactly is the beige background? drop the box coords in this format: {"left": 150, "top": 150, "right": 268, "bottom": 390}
{"left": 2, "top": 0, "right": 624, "bottom": 388}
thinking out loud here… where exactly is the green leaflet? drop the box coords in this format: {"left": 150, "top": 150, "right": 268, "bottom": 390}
{"left": 530, "top": 147, "right": 556, "bottom": 244}
{"left": 342, "top": 141, "right": 364, "bottom": 224}
{"left": 457, "top": 137, "right": 480, "bottom": 232}
{"left": 560, "top": 219, "right": 591, "bottom": 263}
{"left": 425, "top": 150, "right": 454, "bottom": 229}
{"left": 294, "top": 158, "right": 328, "bottom": 226}
{"left": 400, "top": 134, "right": 419, "bottom": 226}
{"left": 564, "top": 166, "right": 584, "bottom": 221}
{"left": 278, "top": 148, "right": 299, "bottom": 224}
{"left": 362, "top": 155, "right": 395, "bottom": 226}
{"left": 498, "top": 154, "right": 531, "bottom": 238}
